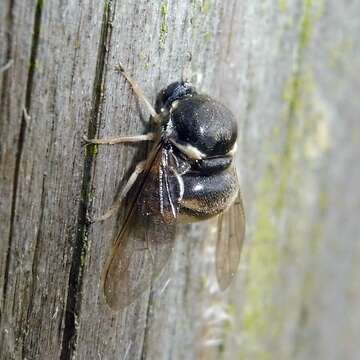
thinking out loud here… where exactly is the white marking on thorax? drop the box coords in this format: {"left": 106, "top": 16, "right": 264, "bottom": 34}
{"left": 171, "top": 100, "right": 179, "bottom": 111}
{"left": 171, "top": 139, "right": 206, "bottom": 160}
{"left": 193, "top": 183, "right": 204, "bottom": 192}
{"left": 227, "top": 142, "right": 237, "bottom": 156}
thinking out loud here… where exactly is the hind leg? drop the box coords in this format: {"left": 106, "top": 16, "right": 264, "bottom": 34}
{"left": 93, "top": 160, "right": 146, "bottom": 222}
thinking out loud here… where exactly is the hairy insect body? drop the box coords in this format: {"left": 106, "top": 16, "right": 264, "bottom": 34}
{"left": 85, "top": 67, "right": 245, "bottom": 309}
{"left": 179, "top": 168, "right": 239, "bottom": 222}
{"left": 137, "top": 84, "right": 239, "bottom": 224}
{"left": 137, "top": 145, "right": 239, "bottom": 224}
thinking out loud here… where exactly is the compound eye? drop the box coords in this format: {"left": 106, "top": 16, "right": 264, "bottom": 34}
{"left": 155, "top": 83, "right": 180, "bottom": 113}
{"left": 155, "top": 82, "right": 196, "bottom": 114}
{"left": 155, "top": 90, "right": 167, "bottom": 114}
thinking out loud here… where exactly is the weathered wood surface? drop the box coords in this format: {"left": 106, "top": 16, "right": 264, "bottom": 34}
{"left": 1, "top": 1, "right": 359, "bottom": 359}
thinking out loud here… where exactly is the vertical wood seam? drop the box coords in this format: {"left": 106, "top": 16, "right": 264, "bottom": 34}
{"left": 0, "top": 0, "right": 14, "bottom": 108}
{"left": 21, "top": 172, "right": 47, "bottom": 359}
{"left": 2, "top": 0, "right": 43, "bottom": 311}
{"left": 60, "top": 1, "right": 114, "bottom": 358}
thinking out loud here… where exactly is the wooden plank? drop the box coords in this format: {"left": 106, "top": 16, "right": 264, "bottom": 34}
{"left": 76, "top": 1, "right": 240, "bottom": 358}
{"left": 0, "top": 1, "right": 38, "bottom": 357}
{"left": 0, "top": 1, "right": 105, "bottom": 359}
{"left": 1, "top": 0, "right": 360, "bottom": 359}
{"left": 220, "top": 1, "right": 360, "bottom": 359}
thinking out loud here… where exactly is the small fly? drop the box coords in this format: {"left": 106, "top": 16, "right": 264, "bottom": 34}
{"left": 84, "top": 63, "right": 245, "bottom": 310}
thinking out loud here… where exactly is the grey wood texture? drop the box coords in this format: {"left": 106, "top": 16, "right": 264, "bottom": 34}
{"left": 1, "top": 1, "right": 359, "bottom": 359}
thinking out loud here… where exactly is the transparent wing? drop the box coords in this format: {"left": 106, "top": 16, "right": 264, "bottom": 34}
{"left": 103, "top": 143, "right": 177, "bottom": 310}
{"left": 216, "top": 190, "right": 245, "bottom": 290}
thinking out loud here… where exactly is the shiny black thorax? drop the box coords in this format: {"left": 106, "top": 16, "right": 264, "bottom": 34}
{"left": 156, "top": 82, "right": 237, "bottom": 160}
{"left": 140, "top": 82, "right": 239, "bottom": 223}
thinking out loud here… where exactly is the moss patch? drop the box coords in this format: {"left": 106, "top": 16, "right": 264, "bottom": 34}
{"left": 238, "top": 1, "right": 327, "bottom": 358}
{"left": 203, "top": 31, "right": 213, "bottom": 42}
{"left": 200, "top": 0, "right": 212, "bottom": 14}
{"left": 159, "top": 2, "right": 168, "bottom": 49}
{"left": 85, "top": 143, "right": 98, "bottom": 158}
{"left": 278, "top": 0, "right": 288, "bottom": 13}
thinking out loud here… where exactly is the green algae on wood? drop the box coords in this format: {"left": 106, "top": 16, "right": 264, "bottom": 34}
{"left": 278, "top": 0, "right": 288, "bottom": 13}
{"left": 238, "top": 2, "right": 328, "bottom": 358}
{"left": 159, "top": 2, "right": 168, "bottom": 49}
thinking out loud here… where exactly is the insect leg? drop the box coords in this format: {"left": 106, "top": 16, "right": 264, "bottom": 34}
{"left": 115, "top": 63, "right": 160, "bottom": 123}
{"left": 83, "top": 132, "right": 155, "bottom": 145}
{"left": 94, "top": 160, "right": 146, "bottom": 222}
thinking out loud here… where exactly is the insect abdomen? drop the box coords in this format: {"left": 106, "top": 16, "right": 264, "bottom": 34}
{"left": 178, "top": 168, "right": 239, "bottom": 222}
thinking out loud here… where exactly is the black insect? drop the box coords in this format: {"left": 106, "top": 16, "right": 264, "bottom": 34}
{"left": 84, "top": 64, "right": 245, "bottom": 310}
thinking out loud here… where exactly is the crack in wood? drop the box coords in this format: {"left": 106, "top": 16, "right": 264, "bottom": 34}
{"left": 2, "top": 0, "right": 42, "bottom": 312}
{"left": 21, "top": 171, "right": 47, "bottom": 359}
{"left": 60, "top": 1, "right": 115, "bottom": 359}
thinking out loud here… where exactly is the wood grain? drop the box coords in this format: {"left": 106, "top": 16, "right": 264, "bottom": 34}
{"left": 1, "top": 1, "right": 359, "bottom": 359}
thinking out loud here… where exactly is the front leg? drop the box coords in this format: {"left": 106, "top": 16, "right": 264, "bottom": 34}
{"left": 115, "top": 63, "right": 161, "bottom": 123}
{"left": 83, "top": 132, "right": 155, "bottom": 145}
